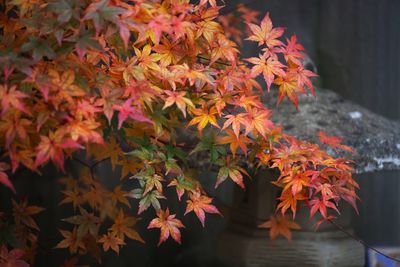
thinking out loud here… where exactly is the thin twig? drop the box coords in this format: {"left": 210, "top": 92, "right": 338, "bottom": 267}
{"left": 71, "top": 156, "right": 91, "bottom": 169}
{"left": 197, "top": 55, "right": 246, "bottom": 67}
{"left": 328, "top": 219, "right": 400, "bottom": 263}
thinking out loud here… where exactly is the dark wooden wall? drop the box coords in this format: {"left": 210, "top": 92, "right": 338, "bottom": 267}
{"left": 232, "top": 0, "right": 400, "bottom": 245}
{"left": 317, "top": 0, "right": 400, "bottom": 246}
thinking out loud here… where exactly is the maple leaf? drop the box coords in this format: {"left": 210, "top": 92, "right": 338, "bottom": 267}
{"left": 234, "top": 95, "right": 263, "bottom": 112}
{"left": 275, "top": 74, "right": 301, "bottom": 108}
{"left": 196, "top": 17, "right": 222, "bottom": 43}
{"left": 82, "top": 180, "right": 107, "bottom": 210}
{"left": 246, "top": 13, "right": 284, "bottom": 47}
{"left": 243, "top": 108, "right": 273, "bottom": 138}
{"left": 128, "top": 189, "right": 165, "bottom": 215}
{"left": 259, "top": 215, "right": 300, "bottom": 241}
{"left": 309, "top": 198, "right": 340, "bottom": 219}
{"left": 34, "top": 131, "right": 83, "bottom": 172}
{"left": 59, "top": 188, "right": 82, "bottom": 210}
{"left": 92, "top": 136, "right": 121, "bottom": 170}
{"left": 133, "top": 45, "right": 161, "bottom": 71}
{"left": 110, "top": 186, "right": 131, "bottom": 208}
{"left": 62, "top": 208, "right": 101, "bottom": 239}
{"left": 187, "top": 106, "right": 220, "bottom": 134}
{"left": 168, "top": 175, "right": 199, "bottom": 201}
{"left": 0, "top": 162, "right": 15, "bottom": 194}
{"left": 288, "top": 64, "right": 318, "bottom": 96}
{"left": 170, "top": 15, "right": 194, "bottom": 42}
{"left": 143, "top": 174, "right": 164, "bottom": 196}
{"left": 163, "top": 90, "right": 194, "bottom": 117}
{"left": 185, "top": 192, "right": 221, "bottom": 227}
{"left": 210, "top": 34, "right": 239, "bottom": 64}
{"left": 83, "top": 0, "right": 124, "bottom": 34}
{"left": 48, "top": 69, "right": 85, "bottom": 104}
{"left": 278, "top": 35, "right": 305, "bottom": 66}
{"left": 246, "top": 54, "right": 285, "bottom": 91}
{"left": 147, "top": 15, "right": 171, "bottom": 45}
{"left": 148, "top": 208, "right": 185, "bottom": 246}
{"left": 318, "top": 131, "right": 353, "bottom": 152}
{"left": 113, "top": 99, "right": 153, "bottom": 129}
{"left": 0, "top": 84, "right": 30, "bottom": 115}
{"left": 68, "top": 119, "right": 103, "bottom": 145}
{"left": 0, "top": 113, "right": 31, "bottom": 148}
{"left": 216, "top": 159, "right": 249, "bottom": 189}
{"left": 98, "top": 232, "right": 125, "bottom": 254}
{"left": 153, "top": 38, "right": 183, "bottom": 66}
{"left": 222, "top": 114, "right": 247, "bottom": 138}
{"left": 277, "top": 190, "right": 307, "bottom": 218}
{"left": 238, "top": 4, "right": 260, "bottom": 24}
{"left": 0, "top": 246, "right": 29, "bottom": 267}
{"left": 55, "top": 227, "right": 85, "bottom": 254}
{"left": 12, "top": 199, "right": 44, "bottom": 230}
{"left": 110, "top": 209, "right": 144, "bottom": 243}
{"left": 281, "top": 171, "right": 310, "bottom": 196}
{"left": 216, "top": 129, "right": 252, "bottom": 156}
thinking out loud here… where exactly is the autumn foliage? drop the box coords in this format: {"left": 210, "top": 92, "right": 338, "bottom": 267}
{"left": 0, "top": 0, "right": 358, "bottom": 265}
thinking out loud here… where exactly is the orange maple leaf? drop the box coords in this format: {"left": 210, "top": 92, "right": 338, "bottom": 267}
{"left": 259, "top": 215, "right": 300, "bottom": 241}
{"left": 275, "top": 74, "right": 301, "bottom": 108}
{"left": 187, "top": 106, "right": 220, "bottom": 134}
{"left": 185, "top": 192, "right": 221, "bottom": 227}
{"left": 246, "top": 54, "right": 285, "bottom": 91}
{"left": 0, "top": 84, "right": 30, "bottom": 115}
{"left": 99, "top": 232, "right": 125, "bottom": 254}
{"left": 163, "top": 90, "right": 194, "bottom": 117}
{"left": 222, "top": 114, "right": 247, "bottom": 138}
{"left": 12, "top": 199, "right": 44, "bottom": 230}
{"left": 110, "top": 209, "right": 144, "bottom": 243}
{"left": 243, "top": 108, "right": 273, "bottom": 138}
{"left": 277, "top": 190, "right": 307, "bottom": 218}
{"left": 55, "top": 227, "right": 85, "bottom": 254}
{"left": 246, "top": 13, "right": 284, "bottom": 47}
{"left": 216, "top": 129, "right": 252, "bottom": 156}
{"left": 147, "top": 208, "right": 185, "bottom": 246}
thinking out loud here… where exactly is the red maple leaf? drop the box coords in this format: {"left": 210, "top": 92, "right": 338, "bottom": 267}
{"left": 0, "top": 162, "right": 15, "bottom": 194}
{"left": 113, "top": 99, "right": 153, "bottom": 129}
{"left": 318, "top": 131, "right": 353, "bottom": 152}
{"left": 0, "top": 246, "right": 29, "bottom": 267}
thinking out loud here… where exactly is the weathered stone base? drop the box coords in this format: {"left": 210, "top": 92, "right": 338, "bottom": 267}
{"left": 217, "top": 228, "right": 365, "bottom": 267}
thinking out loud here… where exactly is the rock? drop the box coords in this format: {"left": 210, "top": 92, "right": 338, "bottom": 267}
{"left": 264, "top": 88, "right": 400, "bottom": 173}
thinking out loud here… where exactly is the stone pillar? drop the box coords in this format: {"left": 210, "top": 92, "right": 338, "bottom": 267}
{"left": 217, "top": 171, "right": 364, "bottom": 267}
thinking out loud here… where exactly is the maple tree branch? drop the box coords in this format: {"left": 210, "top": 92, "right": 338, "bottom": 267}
{"left": 71, "top": 156, "right": 91, "bottom": 169}
{"left": 196, "top": 55, "right": 247, "bottom": 67}
{"left": 328, "top": 219, "right": 400, "bottom": 264}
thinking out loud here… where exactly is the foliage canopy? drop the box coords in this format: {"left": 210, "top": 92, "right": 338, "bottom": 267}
{"left": 0, "top": 0, "right": 358, "bottom": 265}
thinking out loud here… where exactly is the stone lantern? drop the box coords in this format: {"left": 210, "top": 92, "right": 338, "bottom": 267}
{"left": 217, "top": 88, "right": 400, "bottom": 267}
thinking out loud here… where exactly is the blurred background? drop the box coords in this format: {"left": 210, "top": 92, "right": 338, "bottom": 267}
{"left": 1, "top": 0, "right": 400, "bottom": 266}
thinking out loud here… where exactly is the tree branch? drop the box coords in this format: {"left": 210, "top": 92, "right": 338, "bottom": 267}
{"left": 329, "top": 219, "right": 400, "bottom": 264}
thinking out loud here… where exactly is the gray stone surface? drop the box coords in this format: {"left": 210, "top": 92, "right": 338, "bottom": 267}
{"left": 264, "top": 88, "right": 400, "bottom": 173}
{"left": 218, "top": 228, "right": 364, "bottom": 267}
